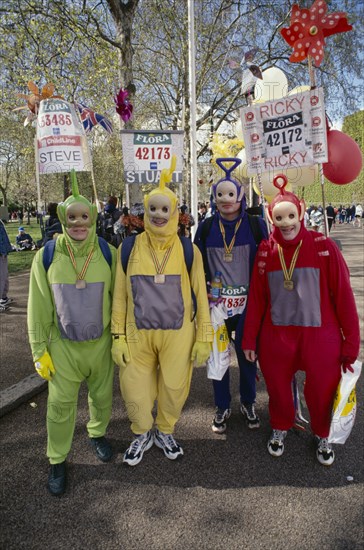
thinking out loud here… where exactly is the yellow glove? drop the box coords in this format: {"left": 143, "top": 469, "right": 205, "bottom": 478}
{"left": 34, "top": 351, "right": 55, "bottom": 381}
{"left": 111, "top": 335, "right": 130, "bottom": 368}
{"left": 191, "top": 341, "right": 212, "bottom": 366}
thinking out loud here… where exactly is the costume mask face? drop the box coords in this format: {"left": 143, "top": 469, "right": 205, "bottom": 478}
{"left": 212, "top": 158, "right": 245, "bottom": 221}
{"left": 147, "top": 194, "right": 171, "bottom": 228}
{"left": 65, "top": 202, "right": 92, "bottom": 241}
{"left": 215, "top": 180, "right": 241, "bottom": 219}
{"left": 272, "top": 201, "right": 301, "bottom": 241}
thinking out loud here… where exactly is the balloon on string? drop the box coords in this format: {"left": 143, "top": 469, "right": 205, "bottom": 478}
{"left": 235, "top": 148, "right": 249, "bottom": 180}
{"left": 323, "top": 129, "right": 363, "bottom": 185}
{"left": 233, "top": 117, "right": 245, "bottom": 141}
{"left": 254, "top": 164, "right": 318, "bottom": 195}
{"left": 287, "top": 85, "right": 311, "bottom": 96}
{"left": 252, "top": 178, "right": 292, "bottom": 199}
{"left": 253, "top": 67, "right": 288, "bottom": 103}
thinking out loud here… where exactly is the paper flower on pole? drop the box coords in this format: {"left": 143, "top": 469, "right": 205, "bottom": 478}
{"left": 281, "top": 0, "right": 352, "bottom": 67}
{"left": 114, "top": 87, "right": 133, "bottom": 122}
{"left": 13, "top": 81, "right": 63, "bottom": 114}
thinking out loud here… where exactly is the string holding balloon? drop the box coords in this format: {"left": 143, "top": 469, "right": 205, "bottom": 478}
{"left": 280, "top": 0, "right": 356, "bottom": 236}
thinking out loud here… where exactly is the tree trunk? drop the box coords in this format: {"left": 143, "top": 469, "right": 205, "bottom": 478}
{"left": 106, "top": 0, "right": 141, "bottom": 208}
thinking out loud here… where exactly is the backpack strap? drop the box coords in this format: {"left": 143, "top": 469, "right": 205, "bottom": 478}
{"left": 98, "top": 236, "right": 112, "bottom": 268}
{"left": 247, "top": 213, "right": 264, "bottom": 246}
{"left": 121, "top": 234, "right": 137, "bottom": 274}
{"left": 43, "top": 237, "right": 112, "bottom": 272}
{"left": 42, "top": 239, "right": 56, "bottom": 272}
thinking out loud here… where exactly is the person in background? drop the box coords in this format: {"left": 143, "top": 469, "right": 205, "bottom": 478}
{"left": 353, "top": 204, "right": 363, "bottom": 228}
{"left": 42, "top": 203, "right": 63, "bottom": 245}
{"left": 16, "top": 227, "right": 34, "bottom": 251}
{"left": 242, "top": 175, "right": 360, "bottom": 466}
{"left": 326, "top": 203, "right": 336, "bottom": 232}
{"left": 0, "top": 220, "right": 14, "bottom": 312}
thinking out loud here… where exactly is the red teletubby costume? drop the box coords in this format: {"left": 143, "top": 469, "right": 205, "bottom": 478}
{"left": 242, "top": 175, "right": 360, "bottom": 464}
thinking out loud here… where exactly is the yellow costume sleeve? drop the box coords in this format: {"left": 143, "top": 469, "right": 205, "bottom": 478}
{"left": 191, "top": 244, "right": 214, "bottom": 343}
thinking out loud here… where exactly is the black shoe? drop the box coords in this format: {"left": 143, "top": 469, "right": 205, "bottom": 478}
{"left": 48, "top": 461, "right": 67, "bottom": 496}
{"left": 90, "top": 436, "right": 113, "bottom": 462}
{"left": 240, "top": 402, "right": 260, "bottom": 429}
{"left": 212, "top": 408, "right": 231, "bottom": 434}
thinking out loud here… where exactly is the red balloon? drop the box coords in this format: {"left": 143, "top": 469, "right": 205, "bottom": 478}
{"left": 323, "top": 129, "right": 362, "bottom": 185}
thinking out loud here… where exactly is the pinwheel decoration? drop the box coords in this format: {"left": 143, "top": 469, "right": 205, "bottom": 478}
{"left": 14, "top": 81, "right": 63, "bottom": 114}
{"left": 281, "top": 0, "right": 353, "bottom": 67}
{"left": 114, "top": 87, "right": 133, "bottom": 122}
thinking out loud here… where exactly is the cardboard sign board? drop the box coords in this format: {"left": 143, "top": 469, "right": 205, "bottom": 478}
{"left": 37, "top": 99, "right": 91, "bottom": 174}
{"left": 121, "top": 130, "right": 184, "bottom": 184}
{"left": 241, "top": 88, "right": 328, "bottom": 175}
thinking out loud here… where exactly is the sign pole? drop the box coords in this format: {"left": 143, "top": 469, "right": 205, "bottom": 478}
{"left": 34, "top": 134, "right": 42, "bottom": 212}
{"left": 188, "top": 0, "right": 198, "bottom": 238}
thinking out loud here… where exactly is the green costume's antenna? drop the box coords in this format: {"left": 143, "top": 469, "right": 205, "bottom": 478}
{"left": 70, "top": 169, "right": 80, "bottom": 198}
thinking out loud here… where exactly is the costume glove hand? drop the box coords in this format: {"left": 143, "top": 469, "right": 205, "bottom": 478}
{"left": 191, "top": 341, "right": 212, "bottom": 366}
{"left": 112, "top": 336, "right": 130, "bottom": 368}
{"left": 34, "top": 351, "right": 55, "bottom": 381}
{"left": 243, "top": 349, "right": 257, "bottom": 363}
{"left": 341, "top": 356, "right": 356, "bottom": 374}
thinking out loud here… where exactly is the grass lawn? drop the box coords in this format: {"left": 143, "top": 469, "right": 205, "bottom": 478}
{"left": 5, "top": 221, "right": 44, "bottom": 273}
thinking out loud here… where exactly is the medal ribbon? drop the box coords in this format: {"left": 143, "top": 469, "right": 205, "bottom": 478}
{"left": 65, "top": 242, "right": 95, "bottom": 281}
{"left": 219, "top": 219, "right": 242, "bottom": 254}
{"left": 278, "top": 240, "right": 302, "bottom": 284}
{"left": 148, "top": 239, "right": 174, "bottom": 275}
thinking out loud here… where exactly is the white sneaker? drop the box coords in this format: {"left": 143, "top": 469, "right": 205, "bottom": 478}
{"left": 267, "top": 430, "right": 287, "bottom": 457}
{"left": 123, "top": 430, "right": 154, "bottom": 466}
{"left": 154, "top": 429, "right": 184, "bottom": 460}
{"left": 315, "top": 436, "right": 335, "bottom": 466}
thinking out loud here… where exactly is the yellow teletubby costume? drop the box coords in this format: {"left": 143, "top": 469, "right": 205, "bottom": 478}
{"left": 112, "top": 157, "right": 213, "bottom": 465}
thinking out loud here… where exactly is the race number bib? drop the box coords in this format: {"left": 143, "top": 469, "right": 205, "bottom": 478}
{"left": 221, "top": 284, "right": 248, "bottom": 316}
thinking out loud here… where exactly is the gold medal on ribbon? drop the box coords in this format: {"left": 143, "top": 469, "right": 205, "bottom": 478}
{"left": 283, "top": 280, "right": 294, "bottom": 291}
{"left": 65, "top": 242, "right": 94, "bottom": 290}
{"left": 219, "top": 218, "right": 241, "bottom": 264}
{"left": 278, "top": 241, "right": 302, "bottom": 292}
{"left": 154, "top": 274, "right": 165, "bottom": 284}
{"left": 75, "top": 279, "right": 87, "bottom": 289}
{"left": 147, "top": 236, "right": 173, "bottom": 286}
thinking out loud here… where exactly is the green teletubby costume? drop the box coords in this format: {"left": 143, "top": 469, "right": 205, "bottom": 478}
{"left": 27, "top": 171, "right": 116, "bottom": 468}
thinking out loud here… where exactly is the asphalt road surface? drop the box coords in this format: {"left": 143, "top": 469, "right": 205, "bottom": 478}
{"left": 0, "top": 223, "right": 363, "bottom": 549}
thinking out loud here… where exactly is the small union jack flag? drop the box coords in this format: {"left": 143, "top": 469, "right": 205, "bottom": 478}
{"left": 75, "top": 103, "right": 113, "bottom": 134}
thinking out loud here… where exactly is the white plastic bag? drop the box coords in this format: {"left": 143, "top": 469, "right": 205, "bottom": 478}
{"left": 328, "top": 360, "right": 362, "bottom": 444}
{"left": 207, "top": 302, "right": 230, "bottom": 381}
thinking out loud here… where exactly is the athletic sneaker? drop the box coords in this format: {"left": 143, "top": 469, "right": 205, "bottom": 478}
{"left": 267, "top": 430, "right": 287, "bottom": 457}
{"left": 315, "top": 436, "right": 335, "bottom": 466}
{"left": 240, "top": 402, "right": 260, "bottom": 429}
{"left": 0, "top": 304, "right": 10, "bottom": 313}
{"left": 154, "top": 429, "right": 184, "bottom": 460}
{"left": 211, "top": 408, "right": 231, "bottom": 434}
{"left": 0, "top": 298, "right": 13, "bottom": 306}
{"left": 123, "top": 430, "right": 154, "bottom": 466}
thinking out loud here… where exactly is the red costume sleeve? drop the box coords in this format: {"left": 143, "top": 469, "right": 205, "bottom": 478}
{"left": 242, "top": 239, "right": 270, "bottom": 351}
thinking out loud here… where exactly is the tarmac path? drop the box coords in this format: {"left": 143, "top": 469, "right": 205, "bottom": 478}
{"left": 0, "top": 223, "right": 363, "bottom": 549}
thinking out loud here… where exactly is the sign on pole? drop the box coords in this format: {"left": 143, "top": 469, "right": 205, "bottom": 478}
{"left": 121, "top": 130, "right": 184, "bottom": 184}
{"left": 37, "top": 99, "right": 91, "bottom": 174}
{"left": 241, "top": 88, "right": 328, "bottom": 175}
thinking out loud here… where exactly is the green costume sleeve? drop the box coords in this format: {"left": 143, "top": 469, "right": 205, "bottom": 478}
{"left": 27, "top": 248, "right": 56, "bottom": 361}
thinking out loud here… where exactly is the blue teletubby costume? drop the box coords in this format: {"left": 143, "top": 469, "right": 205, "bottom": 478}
{"left": 194, "top": 158, "right": 268, "bottom": 429}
